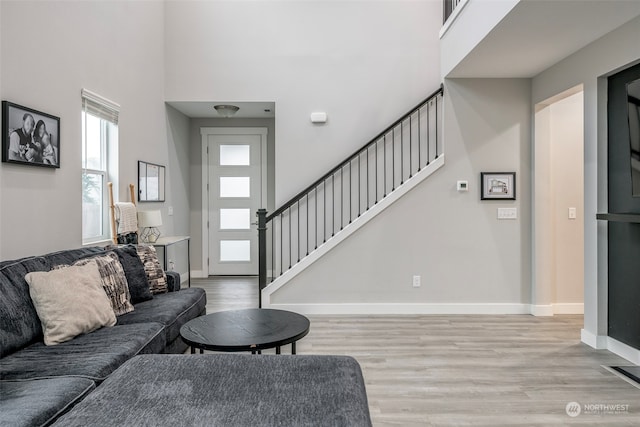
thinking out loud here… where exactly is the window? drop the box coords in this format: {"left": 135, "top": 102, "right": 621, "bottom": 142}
{"left": 82, "top": 89, "right": 119, "bottom": 244}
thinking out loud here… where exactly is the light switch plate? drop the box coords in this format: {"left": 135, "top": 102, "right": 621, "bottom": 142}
{"left": 497, "top": 207, "right": 517, "bottom": 220}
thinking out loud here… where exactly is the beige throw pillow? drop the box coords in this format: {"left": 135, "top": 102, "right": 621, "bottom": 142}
{"left": 25, "top": 261, "right": 117, "bottom": 345}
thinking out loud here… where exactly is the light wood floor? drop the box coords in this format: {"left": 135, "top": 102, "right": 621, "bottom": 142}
{"left": 193, "top": 277, "right": 639, "bottom": 426}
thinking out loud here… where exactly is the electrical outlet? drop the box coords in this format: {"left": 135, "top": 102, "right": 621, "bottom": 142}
{"left": 413, "top": 275, "right": 421, "bottom": 288}
{"left": 168, "top": 206, "right": 174, "bottom": 216}
{"left": 568, "top": 207, "right": 577, "bottom": 219}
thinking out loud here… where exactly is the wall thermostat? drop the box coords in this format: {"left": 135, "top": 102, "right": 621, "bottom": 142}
{"left": 457, "top": 180, "right": 469, "bottom": 192}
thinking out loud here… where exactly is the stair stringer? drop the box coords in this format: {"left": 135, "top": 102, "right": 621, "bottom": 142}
{"left": 262, "top": 154, "right": 445, "bottom": 307}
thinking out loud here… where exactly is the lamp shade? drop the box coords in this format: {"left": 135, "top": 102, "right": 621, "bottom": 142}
{"left": 138, "top": 210, "right": 162, "bottom": 228}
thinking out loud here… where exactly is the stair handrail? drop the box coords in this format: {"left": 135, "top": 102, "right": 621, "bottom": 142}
{"left": 258, "top": 84, "right": 444, "bottom": 305}
{"left": 266, "top": 84, "right": 444, "bottom": 222}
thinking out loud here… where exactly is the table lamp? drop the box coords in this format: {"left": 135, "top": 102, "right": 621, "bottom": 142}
{"left": 138, "top": 210, "right": 162, "bottom": 243}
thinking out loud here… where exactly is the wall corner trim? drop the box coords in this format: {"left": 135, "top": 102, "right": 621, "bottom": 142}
{"left": 581, "top": 329, "right": 608, "bottom": 349}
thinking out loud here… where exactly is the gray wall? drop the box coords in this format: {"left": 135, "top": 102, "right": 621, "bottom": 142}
{"left": 0, "top": 1, "right": 189, "bottom": 259}
{"left": 189, "top": 118, "right": 276, "bottom": 272}
{"left": 272, "top": 79, "right": 532, "bottom": 307}
{"left": 165, "top": 104, "right": 191, "bottom": 236}
{"left": 532, "top": 15, "right": 640, "bottom": 343}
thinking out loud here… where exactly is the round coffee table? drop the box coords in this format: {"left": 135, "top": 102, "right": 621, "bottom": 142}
{"left": 180, "top": 308, "right": 310, "bottom": 354}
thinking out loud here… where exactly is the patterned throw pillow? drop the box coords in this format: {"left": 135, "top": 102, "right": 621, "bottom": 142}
{"left": 135, "top": 245, "right": 168, "bottom": 294}
{"left": 54, "top": 252, "right": 134, "bottom": 316}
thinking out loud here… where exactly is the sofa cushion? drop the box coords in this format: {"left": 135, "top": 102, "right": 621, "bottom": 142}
{"left": 117, "top": 288, "right": 206, "bottom": 346}
{"left": 165, "top": 271, "right": 181, "bottom": 292}
{"left": 63, "top": 252, "right": 134, "bottom": 316}
{"left": 52, "top": 354, "right": 372, "bottom": 427}
{"left": 0, "top": 377, "right": 95, "bottom": 427}
{"left": 108, "top": 245, "right": 153, "bottom": 304}
{"left": 26, "top": 262, "right": 117, "bottom": 345}
{"left": 0, "top": 256, "right": 50, "bottom": 358}
{"left": 135, "top": 245, "right": 168, "bottom": 294}
{"left": 0, "top": 322, "right": 165, "bottom": 382}
{"left": 44, "top": 246, "right": 105, "bottom": 267}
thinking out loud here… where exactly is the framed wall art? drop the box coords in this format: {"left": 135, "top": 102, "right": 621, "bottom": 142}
{"left": 481, "top": 172, "right": 516, "bottom": 200}
{"left": 2, "top": 101, "right": 60, "bottom": 168}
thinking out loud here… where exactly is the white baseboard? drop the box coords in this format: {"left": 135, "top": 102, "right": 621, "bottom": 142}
{"left": 191, "top": 270, "right": 207, "bottom": 279}
{"left": 264, "top": 302, "right": 532, "bottom": 315}
{"left": 581, "top": 329, "right": 608, "bottom": 349}
{"left": 531, "top": 305, "right": 554, "bottom": 316}
{"left": 607, "top": 337, "right": 640, "bottom": 365}
{"left": 552, "top": 303, "right": 584, "bottom": 314}
{"left": 581, "top": 330, "right": 639, "bottom": 364}
{"left": 531, "top": 304, "right": 584, "bottom": 316}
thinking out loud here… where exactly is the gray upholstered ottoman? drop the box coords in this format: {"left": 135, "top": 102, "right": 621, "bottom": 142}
{"left": 52, "top": 354, "right": 371, "bottom": 426}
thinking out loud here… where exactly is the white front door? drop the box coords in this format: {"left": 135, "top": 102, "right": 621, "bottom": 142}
{"left": 205, "top": 128, "right": 267, "bottom": 275}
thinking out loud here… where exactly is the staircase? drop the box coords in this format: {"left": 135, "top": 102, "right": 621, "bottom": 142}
{"left": 257, "top": 85, "right": 445, "bottom": 307}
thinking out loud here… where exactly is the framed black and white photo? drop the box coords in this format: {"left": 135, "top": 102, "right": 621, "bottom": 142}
{"left": 481, "top": 172, "right": 516, "bottom": 200}
{"left": 2, "top": 101, "right": 60, "bottom": 168}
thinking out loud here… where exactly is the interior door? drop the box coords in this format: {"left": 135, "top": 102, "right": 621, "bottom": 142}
{"left": 208, "top": 133, "right": 263, "bottom": 275}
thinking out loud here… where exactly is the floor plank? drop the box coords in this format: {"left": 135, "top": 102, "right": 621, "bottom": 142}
{"left": 192, "top": 277, "right": 640, "bottom": 426}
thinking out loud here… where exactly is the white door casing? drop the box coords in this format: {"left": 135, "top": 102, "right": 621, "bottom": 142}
{"left": 201, "top": 127, "right": 267, "bottom": 276}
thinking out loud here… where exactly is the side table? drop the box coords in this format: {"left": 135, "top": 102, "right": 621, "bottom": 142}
{"left": 150, "top": 236, "right": 190, "bottom": 288}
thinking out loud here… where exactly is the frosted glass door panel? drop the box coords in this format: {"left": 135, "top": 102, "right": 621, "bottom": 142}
{"left": 220, "top": 240, "right": 251, "bottom": 261}
{"left": 220, "top": 145, "right": 250, "bottom": 166}
{"left": 220, "top": 177, "right": 250, "bottom": 198}
{"left": 220, "top": 209, "right": 251, "bottom": 230}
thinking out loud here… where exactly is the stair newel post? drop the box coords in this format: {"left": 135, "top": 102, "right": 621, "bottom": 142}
{"left": 257, "top": 209, "right": 268, "bottom": 308}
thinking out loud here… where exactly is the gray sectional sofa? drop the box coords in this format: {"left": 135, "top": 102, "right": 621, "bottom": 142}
{"left": 0, "top": 246, "right": 207, "bottom": 427}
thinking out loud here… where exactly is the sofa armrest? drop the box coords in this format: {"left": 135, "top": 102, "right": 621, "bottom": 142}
{"left": 165, "top": 271, "right": 181, "bottom": 292}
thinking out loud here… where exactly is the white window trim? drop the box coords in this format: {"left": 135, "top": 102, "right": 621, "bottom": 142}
{"left": 82, "top": 89, "right": 119, "bottom": 245}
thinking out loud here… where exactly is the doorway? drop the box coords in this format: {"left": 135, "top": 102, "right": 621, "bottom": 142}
{"left": 533, "top": 86, "right": 585, "bottom": 315}
{"left": 202, "top": 127, "right": 267, "bottom": 275}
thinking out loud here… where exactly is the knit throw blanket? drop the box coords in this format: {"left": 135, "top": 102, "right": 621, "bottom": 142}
{"left": 115, "top": 202, "right": 138, "bottom": 234}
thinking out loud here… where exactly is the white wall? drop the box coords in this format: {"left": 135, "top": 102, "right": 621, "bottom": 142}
{"left": 0, "top": 1, "right": 187, "bottom": 259}
{"left": 189, "top": 117, "right": 276, "bottom": 272}
{"left": 532, "top": 15, "right": 640, "bottom": 345}
{"left": 550, "top": 92, "right": 584, "bottom": 305}
{"left": 272, "top": 79, "right": 532, "bottom": 311}
{"left": 533, "top": 90, "right": 584, "bottom": 314}
{"left": 164, "top": 0, "right": 442, "bottom": 206}
{"left": 440, "top": 0, "right": 519, "bottom": 77}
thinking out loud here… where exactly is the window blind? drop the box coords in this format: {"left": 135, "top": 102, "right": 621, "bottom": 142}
{"left": 81, "top": 89, "right": 120, "bottom": 124}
